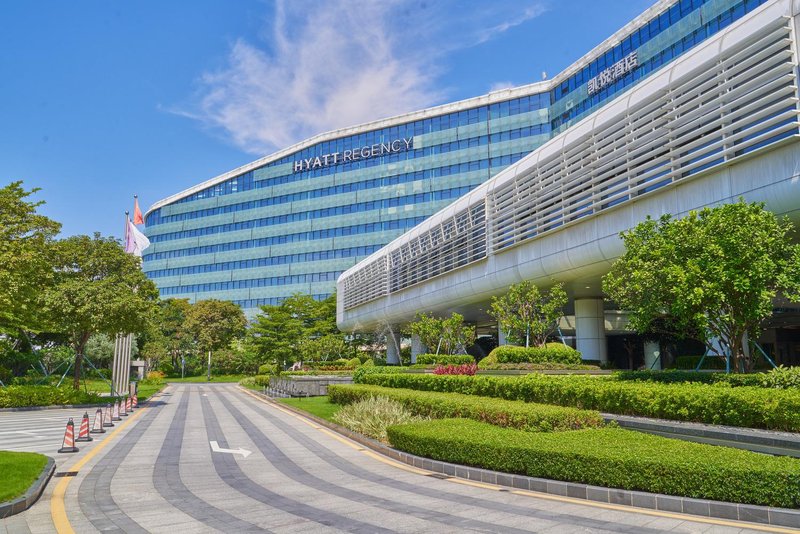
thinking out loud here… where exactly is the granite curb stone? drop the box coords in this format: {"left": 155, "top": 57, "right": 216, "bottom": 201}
{"left": 241, "top": 387, "right": 800, "bottom": 530}
{"left": 0, "top": 456, "right": 56, "bottom": 518}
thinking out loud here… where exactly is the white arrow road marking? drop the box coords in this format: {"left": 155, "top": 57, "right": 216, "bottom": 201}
{"left": 209, "top": 440, "right": 251, "bottom": 458}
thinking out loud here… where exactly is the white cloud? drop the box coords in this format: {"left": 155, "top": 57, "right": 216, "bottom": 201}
{"left": 177, "top": 1, "right": 547, "bottom": 155}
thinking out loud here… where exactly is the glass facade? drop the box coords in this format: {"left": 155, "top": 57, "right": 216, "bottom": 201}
{"left": 143, "top": 0, "right": 768, "bottom": 316}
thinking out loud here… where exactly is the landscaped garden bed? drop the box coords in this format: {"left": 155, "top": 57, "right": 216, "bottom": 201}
{"left": 329, "top": 384, "right": 604, "bottom": 432}
{"left": 0, "top": 385, "right": 107, "bottom": 409}
{"left": 385, "top": 418, "right": 800, "bottom": 508}
{"left": 0, "top": 451, "right": 49, "bottom": 503}
{"left": 355, "top": 372, "right": 800, "bottom": 431}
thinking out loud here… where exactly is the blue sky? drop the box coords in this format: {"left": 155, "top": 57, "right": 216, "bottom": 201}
{"left": 1, "top": 0, "right": 651, "bottom": 239}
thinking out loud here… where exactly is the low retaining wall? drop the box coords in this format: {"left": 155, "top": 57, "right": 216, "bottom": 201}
{"left": 269, "top": 375, "right": 353, "bottom": 397}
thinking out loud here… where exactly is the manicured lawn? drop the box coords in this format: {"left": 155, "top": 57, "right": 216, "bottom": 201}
{"left": 83, "top": 379, "right": 163, "bottom": 402}
{"left": 0, "top": 451, "right": 48, "bottom": 502}
{"left": 277, "top": 396, "right": 340, "bottom": 422}
{"left": 166, "top": 374, "right": 247, "bottom": 383}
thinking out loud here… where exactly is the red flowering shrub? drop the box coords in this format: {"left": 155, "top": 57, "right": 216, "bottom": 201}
{"left": 433, "top": 363, "right": 477, "bottom": 376}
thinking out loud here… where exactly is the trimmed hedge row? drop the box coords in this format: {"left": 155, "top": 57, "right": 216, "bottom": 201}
{"left": 614, "top": 370, "right": 764, "bottom": 387}
{"left": 415, "top": 354, "right": 474, "bottom": 365}
{"left": 479, "top": 363, "right": 600, "bottom": 371}
{"left": 328, "top": 384, "right": 604, "bottom": 432}
{"left": 386, "top": 418, "right": 800, "bottom": 508}
{"left": 357, "top": 372, "right": 800, "bottom": 431}
{"left": 0, "top": 385, "right": 107, "bottom": 408}
{"left": 479, "top": 343, "right": 581, "bottom": 368}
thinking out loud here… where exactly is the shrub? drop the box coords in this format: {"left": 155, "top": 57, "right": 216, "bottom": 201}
{"left": 433, "top": 363, "right": 477, "bottom": 376}
{"left": 258, "top": 363, "right": 279, "bottom": 375}
{"left": 0, "top": 385, "right": 106, "bottom": 408}
{"left": 356, "top": 372, "right": 800, "bottom": 431}
{"left": 386, "top": 419, "right": 800, "bottom": 508}
{"left": 478, "top": 362, "right": 600, "bottom": 371}
{"left": 614, "top": 370, "right": 764, "bottom": 387}
{"left": 329, "top": 385, "right": 604, "bottom": 432}
{"left": 332, "top": 396, "right": 426, "bottom": 443}
{"left": 352, "top": 365, "right": 408, "bottom": 383}
{"left": 762, "top": 366, "right": 800, "bottom": 389}
{"left": 416, "top": 354, "right": 474, "bottom": 365}
{"left": 483, "top": 343, "right": 581, "bottom": 366}
{"left": 347, "top": 357, "right": 362, "bottom": 368}
{"left": 140, "top": 371, "right": 165, "bottom": 386}
{"left": 360, "top": 359, "right": 375, "bottom": 368}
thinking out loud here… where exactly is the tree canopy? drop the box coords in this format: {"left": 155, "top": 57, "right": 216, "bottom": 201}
{"left": 42, "top": 234, "right": 159, "bottom": 388}
{"left": 489, "top": 281, "right": 567, "bottom": 347}
{"left": 407, "top": 312, "right": 476, "bottom": 355}
{"left": 603, "top": 200, "right": 800, "bottom": 372}
{"left": 0, "top": 182, "right": 61, "bottom": 335}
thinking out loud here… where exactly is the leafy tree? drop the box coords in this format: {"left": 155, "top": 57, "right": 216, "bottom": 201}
{"left": 299, "top": 334, "right": 352, "bottom": 361}
{"left": 42, "top": 234, "right": 159, "bottom": 389}
{"left": 248, "top": 293, "right": 339, "bottom": 366}
{"left": 408, "top": 312, "right": 476, "bottom": 355}
{"left": 603, "top": 200, "right": 800, "bottom": 372}
{"left": 0, "top": 182, "right": 61, "bottom": 335}
{"left": 84, "top": 333, "right": 138, "bottom": 369}
{"left": 489, "top": 281, "right": 567, "bottom": 347}
{"left": 139, "top": 298, "right": 193, "bottom": 372}
{"left": 183, "top": 299, "right": 247, "bottom": 379}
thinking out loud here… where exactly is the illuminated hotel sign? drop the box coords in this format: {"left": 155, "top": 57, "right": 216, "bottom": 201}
{"left": 587, "top": 52, "right": 638, "bottom": 95}
{"left": 293, "top": 137, "right": 413, "bottom": 172}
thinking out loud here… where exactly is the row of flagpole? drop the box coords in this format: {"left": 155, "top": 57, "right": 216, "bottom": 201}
{"left": 112, "top": 196, "right": 150, "bottom": 397}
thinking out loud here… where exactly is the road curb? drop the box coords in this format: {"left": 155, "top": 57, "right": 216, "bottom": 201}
{"left": 242, "top": 387, "right": 800, "bottom": 530}
{"left": 0, "top": 402, "right": 116, "bottom": 413}
{"left": 0, "top": 456, "right": 56, "bottom": 518}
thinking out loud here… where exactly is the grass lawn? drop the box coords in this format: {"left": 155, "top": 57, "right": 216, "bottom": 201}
{"left": 82, "top": 379, "right": 164, "bottom": 402}
{"left": 0, "top": 451, "right": 48, "bottom": 502}
{"left": 165, "top": 374, "right": 247, "bottom": 383}
{"left": 277, "top": 396, "right": 340, "bottom": 422}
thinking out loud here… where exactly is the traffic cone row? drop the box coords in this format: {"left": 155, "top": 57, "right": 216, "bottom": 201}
{"left": 58, "top": 392, "right": 139, "bottom": 453}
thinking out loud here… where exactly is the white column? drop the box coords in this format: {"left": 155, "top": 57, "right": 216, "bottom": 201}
{"left": 386, "top": 330, "right": 402, "bottom": 365}
{"left": 410, "top": 334, "right": 426, "bottom": 364}
{"left": 497, "top": 325, "right": 508, "bottom": 346}
{"left": 643, "top": 341, "right": 660, "bottom": 370}
{"left": 575, "top": 298, "right": 607, "bottom": 363}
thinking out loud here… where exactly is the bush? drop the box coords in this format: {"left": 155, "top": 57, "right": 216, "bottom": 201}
{"left": 332, "top": 396, "right": 426, "bottom": 443}
{"left": 329, "top": 385, "right": 604, "bottom": 432}
{"left": 480, "top": 343, "right": 581, "bottom": 367}
{"left": 240, "top": 374, "right": 272, "bottom": 388}
{"left": 347, "top": 357, "right": 362, "bottom": 368}
{"left": 416, "top": 354, "right": 474, "bottom": 365}
{"left": 357, "top": 372, "right": 800, "bottom": 431}
{"left": 478, "top": 362, "right": 600, "bottom": 371}
{"left": 352, "top": 365, "right": 408, "bottom": 383}
{"left": 433, "top": 363, "right": 477, "bottom": 376}
{"left": 360, "top": 359, "right": 375, "bottom": 368}
{"left": 614, "top": 370, "right": 764, "bottom": 387}
{"left": 762, "top": 366, "right": 800, "bottom": 389}
{"left": 258, "top": 363, "right": 279, "bottom": 375}
{"left": 0, "top": 385, "right": 107, "bottom": 408}
{"left": 386, "top": 419, "right": 800, "bottom": 508}
{"left": 140, "top": 371, "right": 165, "bottom": 386}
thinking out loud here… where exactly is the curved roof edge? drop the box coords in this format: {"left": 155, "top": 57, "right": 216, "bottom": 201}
{"left": 146, "top": 0, "right": 677, "bottom": 219}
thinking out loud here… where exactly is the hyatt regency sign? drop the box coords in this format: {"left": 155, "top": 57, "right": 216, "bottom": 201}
{"left": 293, "top": 137, "right": 413, "bottom": 172}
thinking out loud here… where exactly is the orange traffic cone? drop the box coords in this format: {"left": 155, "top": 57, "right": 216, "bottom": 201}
{"left": 90, "top": 408, "right": 105, "bottom": 434}
{"left": 125, "top": 396, "right": 132, "bottom": 413}
{"left": 132, "top": 394, "right": 138, "bottom": 409}
{"left": 111, "top": 400, "right": 121, "bottom": 422}
{"left": 58, "top": 418, "right": 79, "bottom": 453}
{"left": 103, "top": 403, "right": 114, "bottom": 427}
{"left": 76, "top": 412, "right": 93, "bottom": 442}
{"left": 120, "top": 397, "right": 128, "bottom": 417}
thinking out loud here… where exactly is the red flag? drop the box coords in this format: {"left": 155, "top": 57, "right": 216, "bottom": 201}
{"left": 133, "top": 196, "right": 144, "bottom": 225}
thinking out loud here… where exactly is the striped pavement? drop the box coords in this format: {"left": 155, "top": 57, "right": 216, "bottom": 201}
{"left": 0, "top": 406, "right": 112, "bottom": 455}
{"left": 1, "top": 384, "right": 778, "bottom": 533}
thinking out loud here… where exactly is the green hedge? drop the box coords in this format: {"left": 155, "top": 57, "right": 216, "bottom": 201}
{"left": 479, "top": 363, "right": 600, "bottom": 371}
{"left": 328, "top": 384, "right": 604, "bottom": 432}
{"left": 479, "top": 343, "right": 581, "bottom": 368}
{"left": 258, "top": 364, "right": 278, "bottom": 375}
{"left": 239, "top": 374, "right": 272, "bottom": 388}
{"left": 0, "top": 385, "right": 108, "bottom": 408}
{"left": 386, "top": 418, "right": 800, "bottom": 508}
{"left": 415, "top": 354, "right": 474, "bottom": 365}
{"left": 357, "top": 373, "right": 800, "bottom": 431}
{"left": 614, "top": 370, "right": 764, "bottom": 387}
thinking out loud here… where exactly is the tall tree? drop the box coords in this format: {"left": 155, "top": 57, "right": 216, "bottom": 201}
{"left": 140, "top": 298, "right": 193, "bottom": 372}
{"left": 42, "top": 234, "right": 159, "bottom": 388}
{"left": 603, "top": 200, "right": 800, "bottom": 372}
{"left": 183, "top": 299, "right": 247, "bottom": 379}
{"left": 489, "top": 281, "right": 567, "bottom": 347}
{"left": 0, "top": 181, "right": 61, "bottom": 335}
{"left": 408, "top": 312, "right": 476, "bottom": 355}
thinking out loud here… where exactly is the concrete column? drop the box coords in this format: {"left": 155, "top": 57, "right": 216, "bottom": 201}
{"left": 575, "top": 298, "right": 607, "bottom": 363}
{"left": 386, "top": 330, "right": 402, "bottom": 365}
{"left": 410, "top": 334, "right": 426, "bottom": 364}
{"left": 643, "top": 341, "right": 660, "bottom": 370}
{"left": 497, "top": 325, "right": 508, "bottom": 346}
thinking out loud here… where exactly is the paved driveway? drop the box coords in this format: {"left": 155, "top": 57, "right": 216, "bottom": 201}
{"left": 1, "top": 384, "right": 778, "bottom": 533}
